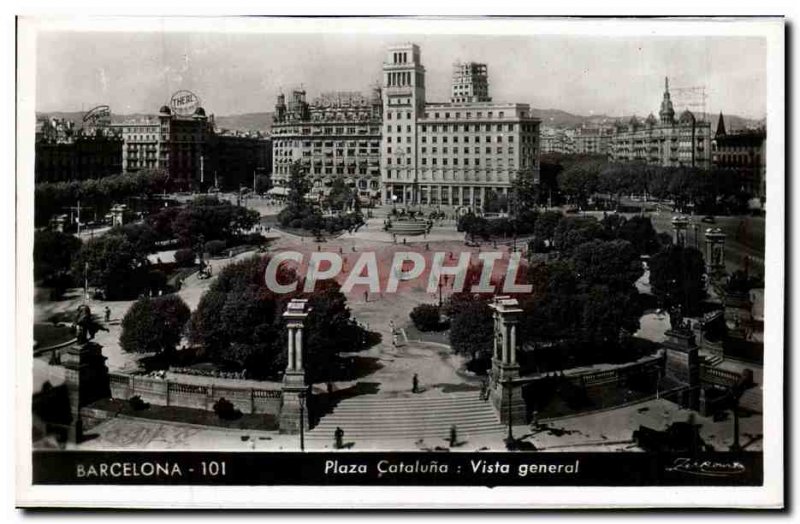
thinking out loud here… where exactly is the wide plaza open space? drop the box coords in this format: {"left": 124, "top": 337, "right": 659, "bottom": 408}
{"left": 33, "top": 202, "right": 765, "bottom": 453}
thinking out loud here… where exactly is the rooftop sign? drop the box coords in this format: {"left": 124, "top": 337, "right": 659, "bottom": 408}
{"left": 169, "top": 90, "right": 201, "bottom": 116}
{"left": 82, "top": 105, "right": 111, "bottom": 125}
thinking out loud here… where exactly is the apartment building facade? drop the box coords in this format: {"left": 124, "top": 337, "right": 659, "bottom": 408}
{"left": 271, "top": 89, "right": 383, "bottom": 202}
{"left": 609, "top": 78, "right": 712, "bottom": 169}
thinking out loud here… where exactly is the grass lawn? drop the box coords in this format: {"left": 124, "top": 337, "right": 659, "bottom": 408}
{"left": 89, "top": 398, "right": 279, "bottom": 431}
{"left": 33, "top": 323, "right": 75, "bottom": 349}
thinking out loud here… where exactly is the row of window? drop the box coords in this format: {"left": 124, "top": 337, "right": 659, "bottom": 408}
{"left": 273, "top": 126, "right": 380, "bottom": 135}
{"left": 274, "top": 140, "right": 380, "bottom": 148}
{"left": 384, "top": 170, "right": 520, "bottom": 182}
{"left": 386, "top": 156, "right": 521, "bottom": 167}
{"left": 386, "top": 146, "right": 519, "bottom": 156}
{"left": 274, "top": 165, "right": 379, "bottom": 176}
{"left": 386, "top": 109, "right": 516, "bottom": 120}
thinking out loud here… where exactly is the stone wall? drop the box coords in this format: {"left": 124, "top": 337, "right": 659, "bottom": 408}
{"left": 109, "top": 373, "right": 282, "bottom": 416}
{"left": 521, "top": 354, "right": 664, "bottom": 420}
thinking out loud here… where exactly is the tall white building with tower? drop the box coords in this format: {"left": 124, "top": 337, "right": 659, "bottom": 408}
{"left": 381, "top": 44, "right": 541, "bottom": 208}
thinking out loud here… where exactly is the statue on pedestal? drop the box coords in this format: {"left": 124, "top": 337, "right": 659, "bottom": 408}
{"left": 668, "top": 304, "right": 689, "bottom": 332}
{"left": 73, "top": 304, "right": 107, "bottom": 343}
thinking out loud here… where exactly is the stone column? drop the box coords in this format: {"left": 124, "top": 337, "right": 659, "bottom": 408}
{"left": 488, "top": 296, "right": 526, "bottom": 424}
{"left": 705, "top": 227, "right": 727, "bottom": 277}
{"left": 279, "top": 298, "right": 311, "bottom": 434}
{"left": 662, "top": 323, "right": 700, "bottom": 411}
{"left": 671, "top": 216, "right": 689, "bottom": 247}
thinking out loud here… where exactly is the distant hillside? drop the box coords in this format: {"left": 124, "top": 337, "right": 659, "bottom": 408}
{"left": 35, "top": 111, "right": 274, "bottom": 133}
{"left": 534, "top": 108, "right": 763, "bottom": 132}
{"left": 214, "top": 112, "right": 273, "bottom": 133}
{"left": 531, "top": 109, "right": 591, "bottom": 128}
{"left": 36, "top": 109, "right": 761, "bottom": 134}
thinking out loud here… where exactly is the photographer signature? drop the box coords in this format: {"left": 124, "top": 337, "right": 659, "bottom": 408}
{"left": 665, "top": 457, "right": 746, "bottom": 477}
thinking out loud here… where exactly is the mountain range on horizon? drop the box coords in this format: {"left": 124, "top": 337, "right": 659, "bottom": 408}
{"left": 35, "top": 108, "right": 764, "bottom": 135}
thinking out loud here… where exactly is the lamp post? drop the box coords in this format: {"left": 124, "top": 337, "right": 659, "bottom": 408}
{"left": 729, "top": 389, "right": 741, "bottom": 452}
{"left": 83, "top": 262, "right": 89, "bottom": 303}
{"left": 299, "top": 390, "right": 307, "bottom": 452}
{"left": 504, "top": 377, "right": 515, "bottom": 449}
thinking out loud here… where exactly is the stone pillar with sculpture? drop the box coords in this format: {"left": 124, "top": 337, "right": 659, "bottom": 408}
{"left": 63, "top": 304, "right": 111, "bottom": 443}
{"left": 488, "top": 296, "right": 526, "bottom": 425}
{"left": 662, "top": 305, "right": 700, "bottom": 411}
{"left": 671, "top": 216, "right": 689, "bottom": 247}
{"left": 279, "top": 298, "right": 311, "bottom": 434}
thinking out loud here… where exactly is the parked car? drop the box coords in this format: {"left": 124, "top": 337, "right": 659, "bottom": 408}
{"left": 701, "top": 215, "right": 716, "bottom": 224}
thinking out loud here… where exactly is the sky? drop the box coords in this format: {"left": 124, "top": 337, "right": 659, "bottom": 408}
{"left": 34, "top": 30, "right": 767, "bottom": 120}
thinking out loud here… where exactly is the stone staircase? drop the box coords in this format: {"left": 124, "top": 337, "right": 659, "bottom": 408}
{"left": 307, "top": 391, "right": 504, "bottom": 445}
{"left": 739, "top": 386, "right": 763, "bottom": 413}
{"left": 701, "top": 352, "right": 724, "bottom": 368}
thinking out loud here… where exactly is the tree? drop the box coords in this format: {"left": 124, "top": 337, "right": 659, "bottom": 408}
{"left": 35, "top": 169, "right": 168, "bottom": 227}
{"left": 579, "top": 284, "right": 641, "bottom": 352}
{"left": 326, "top": 178, "right": 354, "bottom": 211}
{"left": 446, "top": 293, "right": 493, "bottom": 361}
{"left": 254, "top": 174, "right": 272, "bottom": 195}
{"left": 557, "top": 159, "right": 601, "bottom": 206}
{"left": 34, "top": 230, "right": 81, "bottom": 292}
{"left": 302, "top": 279, "right": 364, "bottom": 380}
{"left": 617, "top": 215, "right": 659, "bottom": 255}
{"left": 552, "top": 216, "right": 605, "bottom": 253}
{"left": 570, "top": 239, "right": 642, "bottom": 292}
{"left": 532, "top": 210, "right": 562, "bottom": 247}
{"left": 410, "top": 304, "right": 442, "bottom": 332}
{"left": 483, "top": 189, "right": 508, "bottom": 213}
{"left": 174, "top": 248, "right": 196, "bottom": 268}
{"left": 172, "top": 196, "right": 259, "bottom": 247}
{"left": 519, "top": 261, "right": 581, "bottom": 348}
{"left": 120, "top": 295, "right": 191, "bottom": 355}
{"left": 73, "top": 232, "right": 150, "bottom": 299}
{"left": 511, "top": 169, "right": 541, "bottom": 212}
{"left": 649, "top": 245, "right": 707, "bottom": 314}
{"left": 188, "top": 255, "right": 366, "bottom": 381}
{"left": 115, "top": 223, "right": 158, "bottom": 256}
{"left": 277, "top": 162, "right": 327, "bottom": 232}
{"left": 145, "top": 205, "right": 181, "bottom": 241}
{"left": 189, "top": 256, "right": 284, "bottom": 375}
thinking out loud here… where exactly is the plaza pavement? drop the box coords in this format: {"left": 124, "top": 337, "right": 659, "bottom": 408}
{"left": 34, "top": 207, "right": 763, "bottom": 452}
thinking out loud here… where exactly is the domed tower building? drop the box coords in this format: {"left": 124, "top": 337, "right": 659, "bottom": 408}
{"left": 609, "top": 76, "right": 711, "bottom": 169}
{"left": 113, "top": 93, "right": 271, "bottom": 192}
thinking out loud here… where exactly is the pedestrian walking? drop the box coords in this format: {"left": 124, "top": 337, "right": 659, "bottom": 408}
{"left": 104, "top": 306, "right": 111, "bottom": 323}
{"left": 364, "top": 290, "right": 369, "bottom": 302}
{"left": 334, "top": 427, "right": 344, "bottom": 450}
{"left": 479, "top": 378, "right": 488, "bottom": 401}
{"left": 412, "top": 373, "right": 419, "bottom": 394}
